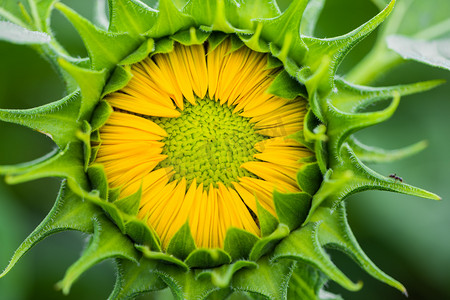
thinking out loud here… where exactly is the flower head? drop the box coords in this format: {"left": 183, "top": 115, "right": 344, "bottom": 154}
{"left": 0, "top": 0, "right": 442, "bottom": 299}
{"left": 96, "top": 39, "right": 311, "bottom": 249}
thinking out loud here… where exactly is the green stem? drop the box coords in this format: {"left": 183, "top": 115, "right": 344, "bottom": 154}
{"left": 344, "top": 46, "right": 402, "bottom": 85}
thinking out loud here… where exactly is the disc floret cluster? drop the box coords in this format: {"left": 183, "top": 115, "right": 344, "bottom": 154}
{"left": 154, "top": 98, "right": 264, "bottom": 187}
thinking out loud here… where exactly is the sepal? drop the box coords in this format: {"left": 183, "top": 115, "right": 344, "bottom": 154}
{"left": 287, "top": 262, "right": 329, "bottom": 300}
{"left": 56, "top": 215, "right": 140, "bottom": 294}
{"left": 310, "top": 204, "right": 407, "bottom": 294}
{"left": 296, "top": 162, "right": 322, "bottom": 196}
{"left": 231, "top": 256, "right": 295, "bottom": 300}
{"left": 125, "top": 219, "right": 161, "bottom": 250}
{"left": 329, "top": 78, "right": 445, "bottom": 114}
{"left": 0, "top": 21, "right": 50, "bottom": 44}
{"left": 137, "top": 245, "right": 188, "bottom": 271}
{"left": 120, "top": 38, "right": 155, "bottom": 65}
{"left": 301, "top": 0, "right": 395, "bottom": 94}
{"left": 0, "top": 182, "right": 99, "bottom": 279}
{"left": 273, "top": 191, "right": 311, "bottom": 231}
{"left": 256, "top": 199, "right": 278, "bottom": 237}
{"left": 249, "top": 224, "right": 289, "bottom": 261}
{"left": 87, "top": 164, "right": 109, "bottom": 200}
{"left": 58, "top": 58, "right": 108, "bottom": 120}
{"left": 90, "top": 100, "right": 113, "bottom": 131}
{"left": 144, "top": 0, "right": 194, "bottom": 38}
{"left": 225, "top": 0, "right": 281, "bottom": 31}
{"left": 272, "top": 223, "right": 363, "bottom": 291}
{"left": 154, "top": 264, "right": 218, "bottom": 299}
{"left": 348, "top": 137, "right": 428, "bottom": 163}
{"left": 0, "top": 90, "right": 81, "bottom": 149}
{"left": 337, "top": 144, "right": 441, "bottom": 201}
{"left": 109, "top": 258, "right": 167, "bottom": 300}
{"left": 55, "top": 2, "right": 142, "bottom": 70}
{"left": 183, "top": 0, "right": 252, "bottom": 34}
{"left": 224, "top": 228, "right": 259, "bottom": 261}
{"left": 185, "top": 249, "right": 232, "bottom": 268}
{"left": 258, "top": 0, "right": 309, "bottom": 63}
{"left": 267, "top": 70, "right": 308, "bottom": 100}
{"left": 327, "top": 92, "right": 401, "bottom": 160}
{"left": 1, "top": 142, "right": 88, "bottom": 190}
{"left": 171, "top": 27, "right": 211, "bottom": 45}
{"left": 114, "top": 185, "right": 142, "bottom": 216}
{"left": 167, "top": 221, "right": 197, "bottom": 261}
{"left": 108, "top": 0, "right": 157, "bottom": 35}
{"left": 78, "top": 120, "right": 93, "bottom": 170}
{"left": 197, "top": 260, "right": 257, "bottom": 288}
{"left": 102, "top": 65, "right": 133, "bottom": 97}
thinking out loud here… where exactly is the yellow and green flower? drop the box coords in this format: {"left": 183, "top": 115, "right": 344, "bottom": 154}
{"left": 0, "top": 0, "right": 445, "bottom": 299}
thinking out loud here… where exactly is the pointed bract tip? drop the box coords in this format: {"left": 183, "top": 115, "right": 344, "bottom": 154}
{"left": 403, "top": 288, "right": 409, "bottom": 297}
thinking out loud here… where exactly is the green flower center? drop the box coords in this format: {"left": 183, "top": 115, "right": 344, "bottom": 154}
{"left": 152, "top": 98, "right": 265, "bottom": 187}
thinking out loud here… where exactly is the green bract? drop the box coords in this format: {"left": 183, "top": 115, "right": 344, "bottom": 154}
{"left": 0, "top": 0, "right": 443, "bottom": 299}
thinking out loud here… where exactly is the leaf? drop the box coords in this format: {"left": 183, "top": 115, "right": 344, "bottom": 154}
{"left": 386, "top": 36, "right": 450, "bottom": 70}
{"left": 0, "top": 21, "right": 50, "bottom": 44}
{"left": 0, "top": 1, "right": 29, "bottom": 28}
{"left": 347, "top": 0, "right": 450, "bottom": 84}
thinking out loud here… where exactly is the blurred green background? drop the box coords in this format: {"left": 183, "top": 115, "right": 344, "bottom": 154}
{"left": 0, "top": 0, "right": 449, "bottom": 299}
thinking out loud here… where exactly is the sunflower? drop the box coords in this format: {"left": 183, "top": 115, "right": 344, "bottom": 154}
{"left": 0, "top": 0, "right": 442, "bottom": 299}
{"left": 96, "top": 39, "right": 311, "bottom": 249}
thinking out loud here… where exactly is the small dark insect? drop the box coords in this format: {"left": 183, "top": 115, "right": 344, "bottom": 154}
{"left": 389, "top": 173, "right": 403, "bottom": 182}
